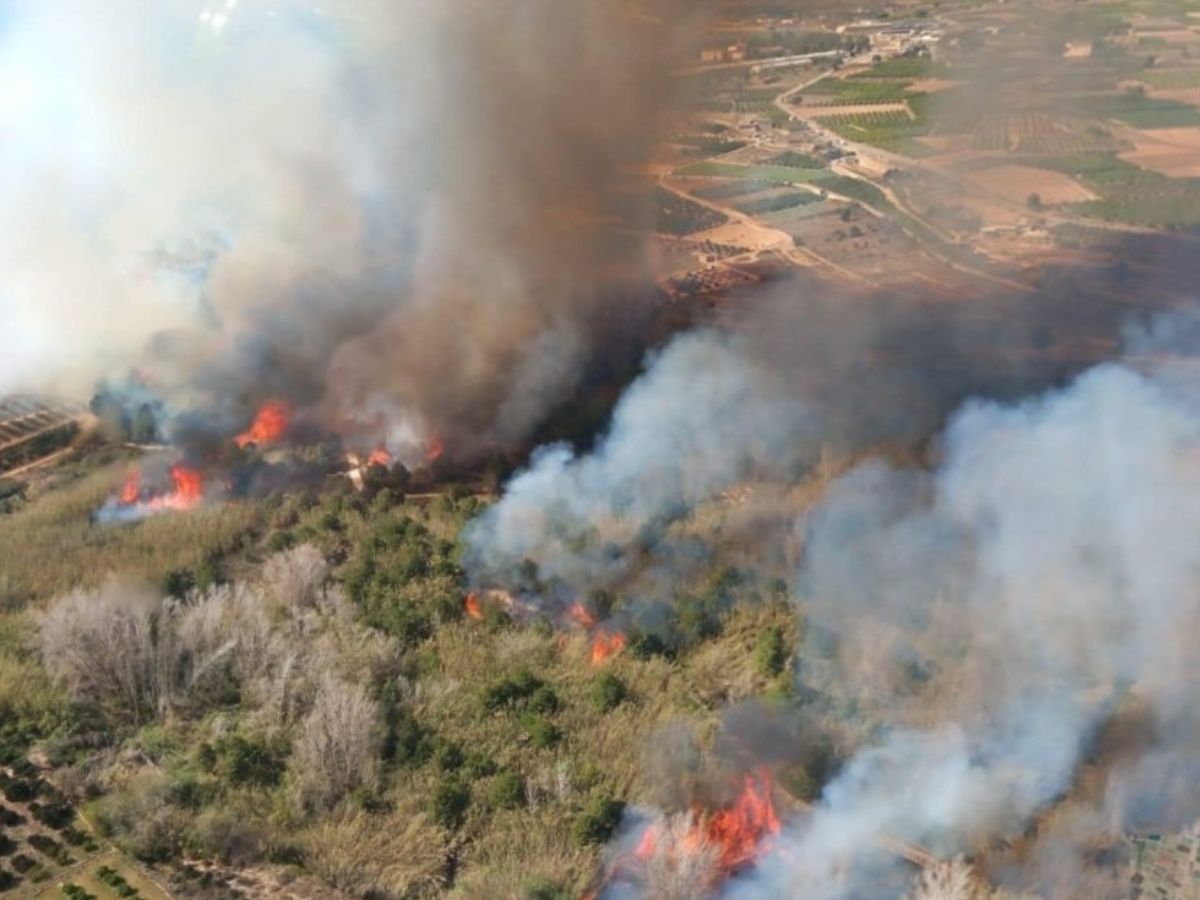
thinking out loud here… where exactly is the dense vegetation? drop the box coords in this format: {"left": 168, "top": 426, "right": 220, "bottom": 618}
{"left": 0, "top": 453, "right": 808, "bottom": 898}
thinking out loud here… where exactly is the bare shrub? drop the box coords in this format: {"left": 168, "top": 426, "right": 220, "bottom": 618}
{"left": 262, "top": 545, "right": 329, "bottom": 611}
{"left": 291, "top": 674, "right": 380, "bottom": 810}
{"left": 37, "top": 580, "right": 180, "bottom": 723}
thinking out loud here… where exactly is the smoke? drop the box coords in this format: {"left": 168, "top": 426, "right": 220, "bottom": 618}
{"left": 0, "top": 0, "right": 697, "bottom": 457}
{"left": 470, "top": 288, "right": 1200, "bottom": 895}
{"left": 463, "top": 277, "right": 1133, "bottom": 606}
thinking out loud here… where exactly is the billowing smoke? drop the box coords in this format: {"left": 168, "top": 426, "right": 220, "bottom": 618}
{"left": 739, "top": 320, "right": 1200, "bottom": 898}
{"left": 464, "top": 280, "right": 1121, "bottom": 605}
{"left": 0, "top": 0, "right": 697, "bottom": 458}
{"left": 470, "top": 294, "right": 1200, "bottom": 896}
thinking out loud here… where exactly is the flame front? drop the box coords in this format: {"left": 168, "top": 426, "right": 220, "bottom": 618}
{"left": 368, "top": 446, "right": 393, "bottom": 468}
{"left": 569, "top": 601, "right": 597, "bottom": 629}
{"left": 465, "top": 592, "right": 483, "bottom": 620}
{"left": 234, "top": 400, "right": 290, "bottom": 448}
{"left": 425, "top": 434, "right": 445, "bottom": 463}
{"left": 630, "top": 769, "right": 781, "bottom": 883}
{"left": 591, "top": 630, "right": 626, "bottom": 664}
{"left": 120, "top": 468, "right": 141, "bottom": 505}
{"left": 700, "top": 769, "right": 781, "bottom": 872}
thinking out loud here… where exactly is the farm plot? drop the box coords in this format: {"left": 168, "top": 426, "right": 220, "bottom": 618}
{"left": 675, "top": 161, "right": 828, "bottom": 184}
{"left": 815, "top": 109, "right": 934, "bottom": 155}
{"left": 1032, "top": 153, "right": 1200, "bottom": 226}
{"left": 848, "top": 58, "right": 952, "bottom": 80}
{"left": 1137, "top": 67, "right": 1200, "bottom": 90}
{"left": 963, "top": 164, "right": 1100, "bottom": 205}
{"left": 654, "top": 187, "right": 728, "bottom": 236}
{"left": 0, "top": 765, "right": 103, "bottom": 894}
{"left": 1120, "top": 126, "right": 1200, "bottom": 176}
{"left": 733, "top": 191, "right": 823, "bottom": 216}
{"left": 1069, "top": 92, "right": 1200, "bottom": 128}
{"left": 971, "top": 112, "right": 1125, "bottom": 154}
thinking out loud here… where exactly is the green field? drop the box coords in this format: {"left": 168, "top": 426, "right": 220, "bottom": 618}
{"left": 848, "top": 57, "right": 952, "bottom": 80}
{"left": 677, "top": 161, "right": 828, "bottom": 183}
{"left": 815, "top": 108, "right": 934, "bottom": 155}
{"left": 1070, "top": 92, "right": 1200, "bottom": 128}
{"left": 1136, "top": 68, "right": 1200, "bottom": 90}
{"left": 732, "top": 191, "right": 823, "bottom": 215}
{"left": 1031, "top": 153, "right": 1200, "bottom": 226}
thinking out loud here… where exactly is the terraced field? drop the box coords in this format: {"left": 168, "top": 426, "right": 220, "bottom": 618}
{"left": 0, "top": 398, "right": 84, "bottom": 477}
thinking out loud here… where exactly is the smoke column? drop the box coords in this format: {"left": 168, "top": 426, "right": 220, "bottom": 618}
{"left": 0, "top": 0, "right": 697, "bottom": 457}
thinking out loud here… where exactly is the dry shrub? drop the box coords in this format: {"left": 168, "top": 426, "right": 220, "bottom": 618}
{"left": 301, "top": 806, "right": 445, "bottom": 898}
{"left": 261, "top": 544, "right": 329, "bottom": 611}
{"left": 448, "top": 809, "right": 595, "bottom": 899}
{"left": 291, "top": 674, "right": 380, "bottom": 810}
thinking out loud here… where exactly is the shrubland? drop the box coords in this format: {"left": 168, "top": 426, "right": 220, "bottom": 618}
{"left": 0, "top": 453, "right": 809, "bottom": 898}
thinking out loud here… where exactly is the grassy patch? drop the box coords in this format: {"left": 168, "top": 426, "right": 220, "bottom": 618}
{"left": 1070, "top": 92, "right": 1200, "bottom": 128}
{"left": 677, "top": 162, "right": 826, "bottom": 183}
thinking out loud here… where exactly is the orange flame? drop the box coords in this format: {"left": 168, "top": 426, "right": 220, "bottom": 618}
{"left": 569, "top": 602, "right": 597, "bottom": 630}
{"left": 120, "top": 469, "right": 141, "bottom": 505}
{"left": 115, "top": 463, "right": 205, "bottom": 514}
{"left": 632, "top": 769, "right": 780, "bottom": 877}
{"left": 591, "top": 630, "right": 627, "bottom": 665}
{"left": 167, "top": 464, "right": 204, "bottom": 508}
{"left": 425, "top": 434, "right": 444, "bottom": 463}
{"left": 234, "top": 401, "right": 290, "bottom": 448}
{"left": 367, "top": 446, "right": 392, "bottom": 468}
{"left": 465, "top": 592, "right": 483, "bottom": 620}
{"left": 700, "top": 769, "right": 781, "bottom": 872}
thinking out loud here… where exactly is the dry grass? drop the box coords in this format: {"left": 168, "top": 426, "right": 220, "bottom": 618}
{"left": 0, "top": 462, "right": 261, "bottom": 604}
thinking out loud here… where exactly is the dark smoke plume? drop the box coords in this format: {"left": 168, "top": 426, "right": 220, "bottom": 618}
{"left": 0, "top": 0, "right": 701, "bottom": 459}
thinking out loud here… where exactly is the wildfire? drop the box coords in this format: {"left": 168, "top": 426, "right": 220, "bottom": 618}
{"left": 569, "top": 601, "right": 597, "bottom": 629}
{"left": 464, "top": 592, "right": 483, "bottom": 620}
{"left": 591, "top": 629, "right": 627, "bottom": 664}
{"left": 425, "top": 434, "right": 445, "bottom": 463}
{"left": 634, "top": 768, "right": 781, "bottom": 880}
{"left": 367, "top": 446, "right": 393, "bottom": 468}
{"left": 234, "top": 400, "right": 290, "bottom": 449}
{"left": 120, "top": 468, "right": 141, "bottom": 504}
{"left": 105, "top": 463, "right": 205, "bottom": 521}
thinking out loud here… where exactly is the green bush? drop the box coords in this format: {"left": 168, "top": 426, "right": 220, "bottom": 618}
{"left": 524, "top": 878, "right": 571, "bottom": 900}
{"left": 520, "top": 714, "right": 561, "bottom": 749}
{"left": 429, "top": 778, "right": 470, "bottom": 830}
{"left": 432, "top": 742, "right": 464, "bottom": 773}
{"left": 481, "top": 670, "right": 550, "bottom": 714}
{"left": 210, "top": 735, "right": 287, "bottom": 788}
{"left": 487, "top": 771, "right": 526, "bottom": 810}
{"left": 590, "top": 673, "right": 628, "bottom": 713}
{"left": 753, "top": 626, "right": 788, "bottom": 678}
{"left": 572, "top": 795, "right": 625, "bottom": 846}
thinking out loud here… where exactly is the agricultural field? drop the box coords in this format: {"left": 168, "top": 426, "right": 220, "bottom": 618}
{"left": 847, "top": 58, "right": 953, "bottom": 81}
{"left": 675, "top": 161, "right": 828, "bottom": 184}
{"left": 969, "top": 112, "right": 1125, "bottom": 154}
{"left": 815, "top": 109, "right": 934, "bottom": 156}
{"left": 1135, "top": 67, "right": 1200, "bottom": 90}
{"left": 654, "top": 187, "right": 728, "bottom": 236}
{"left": 0, "top": 763, "right": 108, "bottom": 895}
{"left": 1031, "top": 152, "right": 1200, "bottom": 226}
{"left": 1068, "top": 91, "right": 1200, "bottom": 129}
